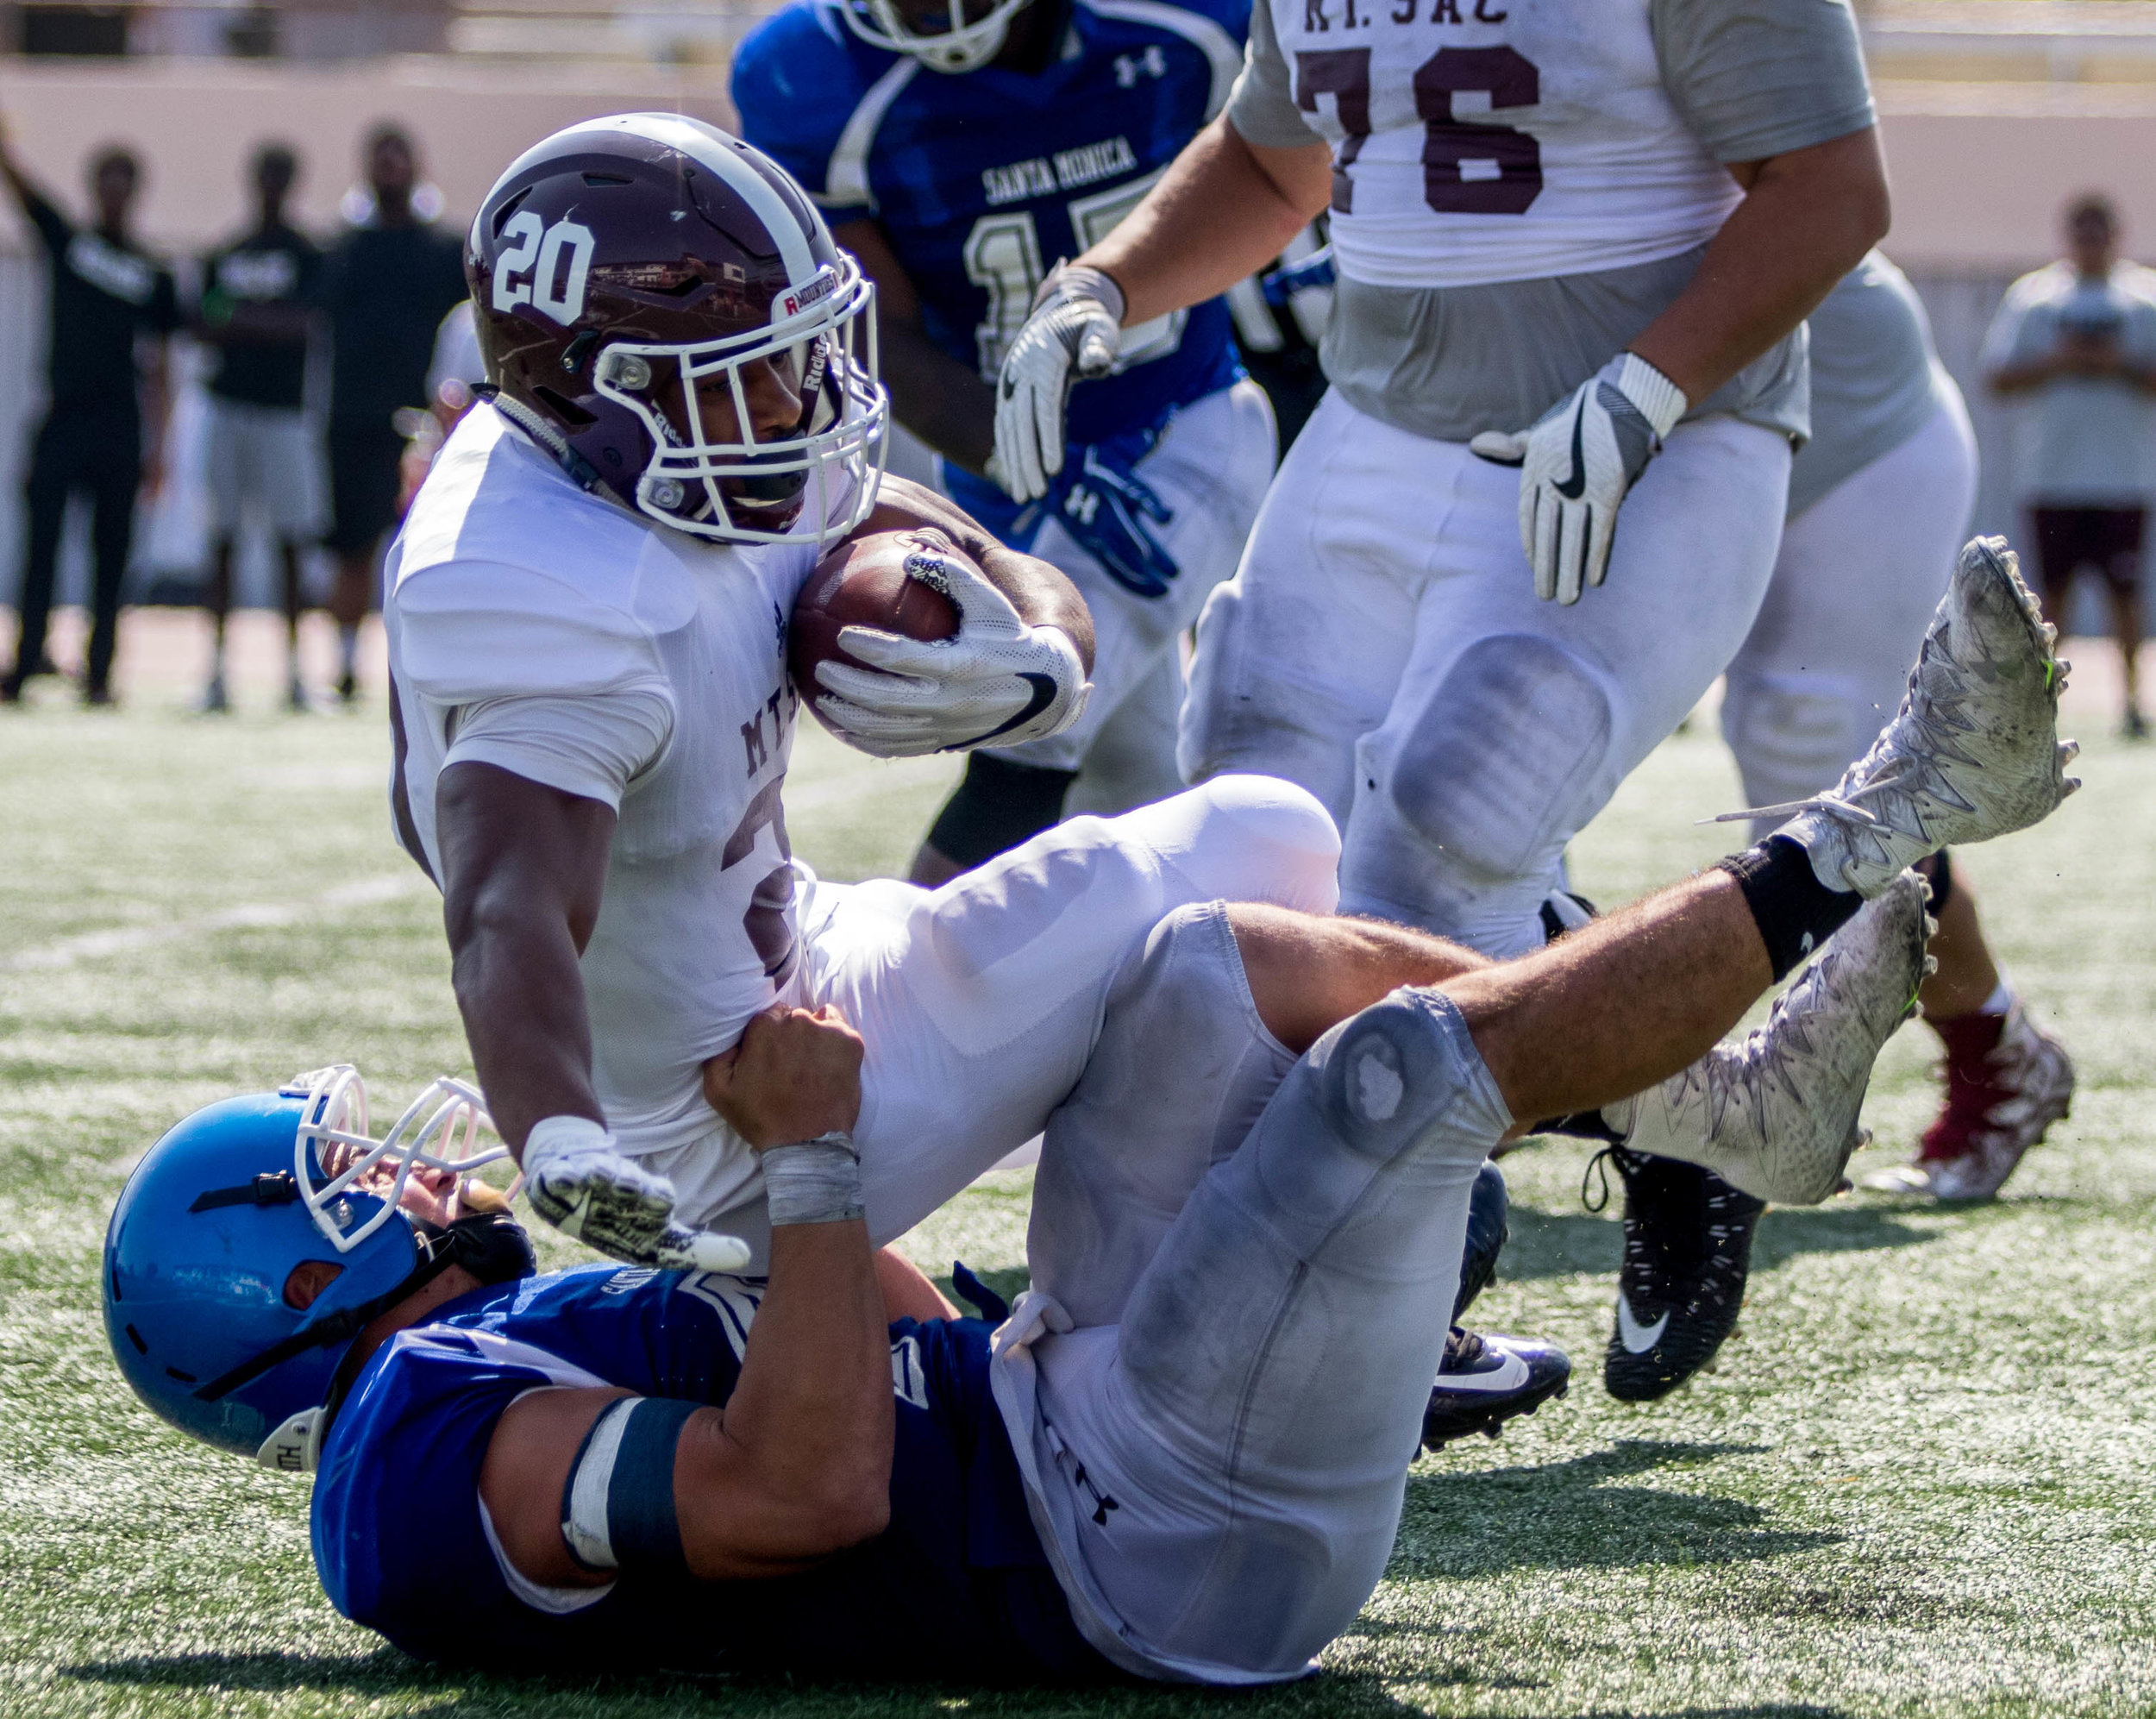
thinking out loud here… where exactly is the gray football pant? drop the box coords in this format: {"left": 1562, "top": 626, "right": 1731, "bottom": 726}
{"left": 1003, "top": 905, "right": 1507, "bottom": 1683}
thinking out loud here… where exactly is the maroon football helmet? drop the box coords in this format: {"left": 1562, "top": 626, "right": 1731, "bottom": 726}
{"left": 467, "top": 113, "right": 885, "bottom": 544}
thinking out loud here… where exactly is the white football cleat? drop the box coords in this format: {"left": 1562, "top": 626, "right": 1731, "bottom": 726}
{"left": 1743, "top": 537, "right": 2078, "bottom": 898}
{"left": 1605, "top": 871, "right": 1934, "bottom": 1206}
{"left": 1862, "top": 997, "right": 2075, "bottom": 1200}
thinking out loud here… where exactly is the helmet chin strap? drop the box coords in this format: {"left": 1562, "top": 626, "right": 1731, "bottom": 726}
{"left": 197, "top": 1211, "right": 536, "bottom": 1440}
{"left": 253, "top": 1214, "right": 537, "bottom": 1476}
{"left": 479, "top": 386, "right": 610, "bottom": 498}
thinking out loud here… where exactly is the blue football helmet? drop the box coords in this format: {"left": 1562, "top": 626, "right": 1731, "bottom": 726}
{"left": 104, "top": 1067, "right": 514, "bottom": 1472}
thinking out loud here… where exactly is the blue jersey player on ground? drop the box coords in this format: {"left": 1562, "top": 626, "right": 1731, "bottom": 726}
{"left": 732, "top": 0, "right": 1280, "bottom": 882}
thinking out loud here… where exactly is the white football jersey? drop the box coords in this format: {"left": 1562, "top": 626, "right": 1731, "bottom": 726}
{"left": 386, "top": 406, "right": 837, "bottom": 1167}
{"left": 1264, "top": 0, "right": 1736, "bottom": 287}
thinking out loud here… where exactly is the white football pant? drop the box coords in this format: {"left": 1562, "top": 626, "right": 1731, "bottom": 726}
{"left": 1182, "top": 387, "right": 1790, "bottom": 956}
{"left": 993, "top": 905, "right": 1503, "bottom": 1682}
{"left": 1721, "top": 393, "right": 1977, "bottom": 839}
{"left": 643, "top": 775, "right": 1341, "bottom": 1264}
{"left": 987, "top": 377, "right": 1276, "bottom": 793}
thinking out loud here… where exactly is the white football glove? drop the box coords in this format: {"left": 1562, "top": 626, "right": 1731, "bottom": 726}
{"left": 1469, "top": 352, "right": 1687, "bottom": 606}
{"left": 993, "top": 263, "right": 1125, "bottom": 503}
{"left": 811, "top": 539, "right": 1091, "bottom": 758}
{"left": 522, "top": 1115, "right": 750, "bottom": 1273}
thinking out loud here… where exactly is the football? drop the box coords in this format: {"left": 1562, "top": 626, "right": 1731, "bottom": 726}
{"left": 790, "top": 527, "right": 964, "bottom": 736}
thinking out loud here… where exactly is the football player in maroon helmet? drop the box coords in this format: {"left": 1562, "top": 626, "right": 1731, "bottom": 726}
{"left": 389, "top": 114, "right": 1106, "bottom": 1272}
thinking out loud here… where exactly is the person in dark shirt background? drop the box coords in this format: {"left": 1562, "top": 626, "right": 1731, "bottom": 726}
{"left": 195, "top": 141, "right": 325, "bottom": 714}
{"left": 317, "top": 123, "right": 467, "bottom": 704}
{"left": 0, "top": 116, "right": 179, "bottom": 706}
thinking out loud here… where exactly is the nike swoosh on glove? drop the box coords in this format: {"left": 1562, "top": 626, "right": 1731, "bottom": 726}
{"left": 812, "top": 539, "right": 1091, "bottom": 756}
{"left": 523, "top": 1115, "right": 751, "bottom": 1273}
{"left": 993, "top": 262, "right": 1125, "bottom": 503}
{"left": 1053, "top": 430, "right": 1178, "bottom": 598}
{"left": 1469, "top": 352, "right": 1686, "bottom": 605}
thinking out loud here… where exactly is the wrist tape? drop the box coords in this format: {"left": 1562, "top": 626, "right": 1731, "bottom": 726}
{"left": 560, "top": 1395, "right": 699, "bottom": 1577}
{"left": 761, "top": 1132, "right": 864, "bottom": 1227}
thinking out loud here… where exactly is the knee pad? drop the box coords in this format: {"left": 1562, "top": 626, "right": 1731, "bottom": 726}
{"left": 1385, "top": 635, "right": 1614, "bottom": 885}
{"left": 1308, "top": 992, "right": 1479, "bottom": 1169}
{"left": 1451, "top": 1159, "right": 1509, "bottom": 1325}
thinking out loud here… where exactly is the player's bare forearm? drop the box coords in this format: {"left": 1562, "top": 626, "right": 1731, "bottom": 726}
{"left": 833, "top": 216, "right": 996, "bottom": 473}
{"left": 676, "top": 1220, "right": 892, "bottom": 1575}
{"left": 688, "top": 1008, "right": 892, "bottom": 1573}
{"left": 436, "top": 761, "right": 615, "bottom": 1158}
{"left": 1078, "top": 117, "right": 1332, "bottom": 327}
{"left": 1627, "top": 128, "right": 1890, "bottom": 407}
{"left": 481, "top": 1216, "right": 891, "bottom": 1586}
{"left": 864, "top": 474, "right": 1096, "bottom": 671}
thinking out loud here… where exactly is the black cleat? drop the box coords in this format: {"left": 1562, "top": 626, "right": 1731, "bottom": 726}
{"left": 1590, "top": 1145, "right": 1765, "bottom": 1402}
{"left": 1423, "top": 1327, "right": 1572, "bottom": 1451}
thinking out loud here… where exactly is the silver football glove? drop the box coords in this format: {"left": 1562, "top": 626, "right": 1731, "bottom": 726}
{"left": 1470, "top": 352, "right": 1687, "bottom": 606}
{"left": 812, "top": 538, "right": 1090, "bottom": 757}
{"left": 522, "top": 1115, "right": 750, "bottom": 1272}
{"left": 993, "top": 262, "right": 1125, "bottom": 503}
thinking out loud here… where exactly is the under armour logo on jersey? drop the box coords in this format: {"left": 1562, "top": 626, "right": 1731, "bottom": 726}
{"left": 1072, "top": 1461, "right": 1120, "bottom": 1527}
{"left": 1113, "top": 46, "right": 1166, "bottom": 85}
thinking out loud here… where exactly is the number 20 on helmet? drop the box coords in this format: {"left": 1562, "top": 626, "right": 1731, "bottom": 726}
{"left": 467, "top": 113, "right": 888, "bottom": 546}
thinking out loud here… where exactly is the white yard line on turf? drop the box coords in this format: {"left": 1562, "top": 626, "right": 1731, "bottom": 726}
{"left": 1, "top": 875, "right": 429, "bottom": 974}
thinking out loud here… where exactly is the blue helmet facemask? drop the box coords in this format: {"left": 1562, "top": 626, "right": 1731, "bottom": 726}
{"left": 103, "top": 1068, "right": 531, "bottom": 1472}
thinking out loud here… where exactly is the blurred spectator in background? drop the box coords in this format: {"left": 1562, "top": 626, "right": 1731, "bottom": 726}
{"left": 194, "top": 141, "right": 323, "bottom": 714}
{"left": 317, "top": 123, "right": 466, "bottom": 703}
{"left": 0, "top": 118, "right": 179, "bottom": 706}
{"left": 1984, "top": 193, "right": 2156, "bottom": 738}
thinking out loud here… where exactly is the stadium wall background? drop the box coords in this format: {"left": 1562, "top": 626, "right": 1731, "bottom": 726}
{"left": 0, "top": 61, "right": 2146, "bottom": 624}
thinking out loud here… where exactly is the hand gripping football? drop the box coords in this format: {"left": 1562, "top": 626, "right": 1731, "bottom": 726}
{"left": 789, "top": 529, "right": 962, "bottom": 742}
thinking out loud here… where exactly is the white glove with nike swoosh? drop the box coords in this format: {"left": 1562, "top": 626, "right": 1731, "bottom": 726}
{"left": 812, "top": 540, "right": 1091, "bottom": 757}
{"left": 993, "top": 262, "right": 1126, "bottom": 503}
{"left": 1470, "top": 352, "right": 1687, "bottom": 606}
{"left": 523, "top": 1115, "right": 751, "bottom": 1272}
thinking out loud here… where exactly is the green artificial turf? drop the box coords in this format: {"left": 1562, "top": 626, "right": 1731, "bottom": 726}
{"left": 2, "top": 687, "right": 2150, "bottom": 1718}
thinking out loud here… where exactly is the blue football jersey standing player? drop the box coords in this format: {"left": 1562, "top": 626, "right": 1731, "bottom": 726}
{"left": 732, "top": 0, "right": 1278, "bottom": 881}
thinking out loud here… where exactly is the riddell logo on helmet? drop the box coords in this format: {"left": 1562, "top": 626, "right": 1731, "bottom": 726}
{"left": 775, "top": 268, "right": 837, "bottom": 321}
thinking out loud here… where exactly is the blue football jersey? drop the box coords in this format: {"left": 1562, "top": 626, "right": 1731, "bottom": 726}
{"left": 312, "top": 1264, "right": 1106, "bottom": 1680}
{"left": 733, "top": 0, "right": 1248, "bottom": 467}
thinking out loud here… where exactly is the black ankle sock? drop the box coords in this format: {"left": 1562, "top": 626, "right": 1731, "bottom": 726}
{"left": 1915, "top": 849, "right": 1953, "bottom": 914}
{"left": 1714, "top": 835, "right": 1861, "bottom": 982}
